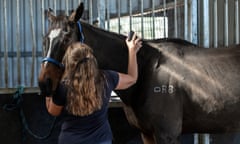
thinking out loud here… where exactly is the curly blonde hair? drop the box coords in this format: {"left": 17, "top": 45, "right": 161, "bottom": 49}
{"left": 62, "top": 43, "right": 104, "bottom": 116}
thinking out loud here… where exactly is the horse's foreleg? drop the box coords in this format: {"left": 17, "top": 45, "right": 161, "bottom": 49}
{"left": 152, "top": 94, "right": 183, "bottom": 144}
{"left": 154, "top": 131, "right": 181, "bottom": 144}
{"left": 152, "top": 109, "right": 182, "bottom": 144}
{"left": 141, "top": 133, "right": 156, "bottom": 144}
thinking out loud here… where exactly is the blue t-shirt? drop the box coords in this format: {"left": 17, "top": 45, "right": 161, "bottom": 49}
{"left": 52, "top": 70, "right": 119, "bottom": 144}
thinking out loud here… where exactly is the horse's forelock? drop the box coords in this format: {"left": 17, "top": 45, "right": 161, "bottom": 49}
{"left": 48, "top": 15, "right": 68, "bottom": 29}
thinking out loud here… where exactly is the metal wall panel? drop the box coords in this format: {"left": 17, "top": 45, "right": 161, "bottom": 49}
{"left": 0, "top": 0, "right": 239, "bottom": 91}
{"left": 0, "top": 0, "right": 84, "bottom": 89}
{"left": 199, "top": 0, "right": 240, "bottom": 47}
{"left": 0, "top": 0, "right": 166, "bottom": 89}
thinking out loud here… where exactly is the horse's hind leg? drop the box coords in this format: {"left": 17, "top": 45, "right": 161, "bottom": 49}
{"left": 154, "top": 131, "right": 181, "bottom": 144}
{"left": 152, "top": 100, "right": 182, "bottom": 144}
{"left": 153, "top": 113, "right": 182, "bottom": 144}
{"left": 141, "top": 133, "right": 155, "bottom": 144}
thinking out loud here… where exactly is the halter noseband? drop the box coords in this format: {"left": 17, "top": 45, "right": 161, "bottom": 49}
{"left": 41, "top": 21, "right": 84, "bottom": 69}
{"left": 42, "top": 57, "right": 64, "bottom": 69}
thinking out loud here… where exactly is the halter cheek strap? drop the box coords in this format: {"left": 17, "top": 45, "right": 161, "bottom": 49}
{"left": 77, "top": 21, "right": 84, "bottom": 43}
{"left": 42, "top": 57, "right": 64, "bottom": 69}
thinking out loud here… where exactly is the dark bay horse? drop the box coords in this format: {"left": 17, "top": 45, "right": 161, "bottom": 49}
{"left": 38, "top": 3, "right": 240, "bottom": 144}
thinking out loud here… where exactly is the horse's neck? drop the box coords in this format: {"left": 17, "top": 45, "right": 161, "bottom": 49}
{"left": 83, "top": 29, "right": 128, "bottom": 72}
{"left": 72, "top": 31, "right": 81, "bottom": 43}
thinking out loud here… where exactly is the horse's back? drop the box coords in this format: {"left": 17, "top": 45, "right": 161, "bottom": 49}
{"left": 138, "top": 39, "right": 240, "bottom": 133}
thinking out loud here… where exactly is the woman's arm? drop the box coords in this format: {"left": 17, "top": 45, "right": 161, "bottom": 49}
{"left": 45, "top": 96, "right": 64, "bottom": 116}
{"left": 45, "top": 83, "right": 66, "bottom": 116}
{"left": 115, "top": 33, "right": 142, "bottom": 90}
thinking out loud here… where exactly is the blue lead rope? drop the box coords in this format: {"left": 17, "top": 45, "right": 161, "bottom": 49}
{"left": 3, "top": 86, "right": 24, "bottom": 111}
{"left": 3, "top": 86, "right": 56, "bottom": 140}
{"left": 77, "top": 21, "right": 84, "bottom": 43}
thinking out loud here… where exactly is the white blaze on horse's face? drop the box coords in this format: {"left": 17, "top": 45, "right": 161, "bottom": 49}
{"left": 44, "top": 28, "right": 62, "bottom": 66}
{"left": 47, "top": 28, "right": 62, "bottom": 57}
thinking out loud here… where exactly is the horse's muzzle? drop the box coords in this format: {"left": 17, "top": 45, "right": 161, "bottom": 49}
{"left": 38, "top": 78, "right": 53, "bottom": 96}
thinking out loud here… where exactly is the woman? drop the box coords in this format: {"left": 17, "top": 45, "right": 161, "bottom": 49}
{"left": 45, "top": 33, "right": 142, "bottom": 144}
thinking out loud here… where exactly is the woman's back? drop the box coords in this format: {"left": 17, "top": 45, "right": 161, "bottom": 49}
{"left": 54, "top": 70, "right": 119, "bottom": 144}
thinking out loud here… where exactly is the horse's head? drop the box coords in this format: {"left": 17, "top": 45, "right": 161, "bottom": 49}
{"left": 38, "top": 3, "right": 84, "bottom": 95}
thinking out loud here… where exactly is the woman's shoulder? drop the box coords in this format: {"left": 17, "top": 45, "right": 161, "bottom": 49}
{"left": 101, "top": 70, "right": 119, "bottom": 90}
{"left": 102, "top": 70, "right": 118, "bottom": 79}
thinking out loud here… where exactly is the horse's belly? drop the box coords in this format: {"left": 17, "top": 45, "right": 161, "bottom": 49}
{"left": 182, "top": 100, "right": 240, "bottom": 133}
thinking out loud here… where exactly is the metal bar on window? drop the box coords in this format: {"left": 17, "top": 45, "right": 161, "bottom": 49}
{"left": 41, "top": 0, "right": 45, "bottom": 37}
{"left": 235, "top": 0, "right": 239, "bottom": 44}
{"left": 53, "top": 0, "right": 56, "bottom": 13}
{"left": 163, "top": 0, "right": 166, "bottom": 38}
{"left": 16, "top": 0, "right": 21, "bottom": 85}
{"left": 65, "top": 0, "right": 69, "bottom": 15}
{"left": 203, "top": 134, "right": 210, "bottom": 144}
{"left": 191, "top": 0, "right": 198, "bottom": 44}
{"left": 29, "top": 0, "right": 36, "bottom": 86}
{"left": 98, "top": 0, "right": 105, "bottom": 28}
{"left": 189, "top": 0, "right": 192, "bottom": 42}
{"left": 140, "top": 0, "right": 144, "bottom": 38}
{"left": 152, "top": 0, "right": 155, "bottom": 39}
{"left": 203, "top": 0, "right": 210, "bottom": 47}
{"left": 184, "top": 0, "right": 188, "bottom": 40}
{"left": 213, "top": 0, "right": 218, "bottom": 47}
{"left": 4, "top": 0, "right": 8, "bottom": 88}
{"left": 0, "top": 0, "right": 2, "bottom": 87}
{"left": 106, "top": 0, "right": 110, "bottom": 30}
{"left": 89, "top": 0, "right": 93, "bottom": 24}
{"left": 129, "top": 0, "right": 133, "bottom": 31}
{"left": 193, "top": 133, "right": 199, "bottom": 144}
{"left": 224, "top": 0, "right": 229, "bottom": 46}
{"left": 117, "top": 0, "right": 121, "bottom": 34}
{"left": 174, "top": 0, "right": 178, "bottom": 38}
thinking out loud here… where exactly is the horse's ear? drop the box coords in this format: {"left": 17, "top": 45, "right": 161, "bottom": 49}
{"left": 69, "top": 2, "right": 84, "bottom": 22}
{"left": 47, "top": 8, "right": 56, "bottom": 22}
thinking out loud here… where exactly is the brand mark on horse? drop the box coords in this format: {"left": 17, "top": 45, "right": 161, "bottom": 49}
{"left": 154, "top": 85, "right": 175, "bottom": 94}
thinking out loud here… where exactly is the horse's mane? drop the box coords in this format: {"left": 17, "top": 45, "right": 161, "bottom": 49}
{"left": 146, "top": 38, "right": 197, "bottom": 47}
{"left": 81, "top": 20, "right": 126, "bottom": 41}
{"left": 80, "top": 20, "right": 197, "bottom": 48}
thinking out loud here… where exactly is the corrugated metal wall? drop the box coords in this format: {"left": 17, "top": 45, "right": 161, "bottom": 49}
{"left": 0, "top": 0, "right": 177, "bottom": 89}
{"left": 198, "top": 0, "right": 240, "bottom": 47}
{"left": 0, "top": 0, "right": 239, "bottom": 90}
{"left": 0, "top": 0, "right": 84, "bottom": 89}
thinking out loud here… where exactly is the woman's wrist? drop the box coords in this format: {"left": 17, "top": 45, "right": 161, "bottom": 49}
{"left": 128, "top": 47, "right": 138, "bottom": 54}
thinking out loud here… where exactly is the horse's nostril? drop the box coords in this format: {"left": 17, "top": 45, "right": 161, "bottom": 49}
{"left": 38, "top": 78, "right": 53, "bottom": 96}
{"left": 38, "top": 81, "right": 46, "bottom": 96}
{"left": 46, "top": 78, "right": 53, "bottom": 95}
{"left": 46, "top": 78, "right": 52, "bottom": 88}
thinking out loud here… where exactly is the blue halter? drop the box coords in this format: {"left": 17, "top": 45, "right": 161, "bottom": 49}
{"left": 77, "top": 21, "right": 84, "bottom": 43}
{"left": 42, "top": 57, "right": 64, "bottom": 69}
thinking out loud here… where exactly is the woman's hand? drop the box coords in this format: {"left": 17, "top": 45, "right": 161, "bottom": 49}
{"left": 125, "top": 32, "right": 142, "bottom": 53}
